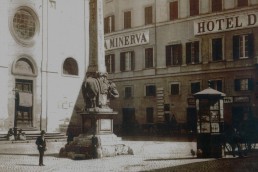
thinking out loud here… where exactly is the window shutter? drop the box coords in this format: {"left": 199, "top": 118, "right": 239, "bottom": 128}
{"left": 217, "top": 80, "right": 222, "bottom": 92}
{"left": 186, "top": 43, "right": 191, "bottom": 64}
{"left": 111, "top": 15, "right": 115, "bottom": 32}
{"left": 248, "top": 78, "right": 253, "bottom": 90}
{"left": 248, "top": 34, "right": 254, "bottom": 58}
{"left": 105, "top": 55, "right": 109, "bottom": 72}
{"left": 234, "top": 79, "right": 240, "bottom": 91}
{"left": 194, "top": 41, "right": 199, "bottom": 63}
{"left": 190, "top": 0, "right": 199, "bottom": 16}
{"left": 178, "top": 44, "right": 182, "bottom": 65}
{"left": 170, "top": 1, "right": 178, "bottom": 20}
{"left": 131, "top": 51, "right": 135, "bottom": 71}
{"left": 120, "top": 53, "right": 125, "bottom": 71}
{"left": 233, "top": 36, "right": 240, "bottom": 60}
{"left": 145, "top": 49, "right": 148, "bottom": 68}
{"left": 111, "top": 54, "right": 115, "bottom": 73}
{"left": 104, "top": 17, "right": 108, "bottom": 33}
{"left": 166, "top": 46, "right": 171, "bottom": 66}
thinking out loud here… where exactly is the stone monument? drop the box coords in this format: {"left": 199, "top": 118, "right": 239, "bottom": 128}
{"left": 59, "top": 0, "right": 132, "bottom": 159}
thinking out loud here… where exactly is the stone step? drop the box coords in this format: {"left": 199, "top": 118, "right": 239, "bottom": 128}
{"left": 0, "top": 130, "right": 67, "bottom": 141}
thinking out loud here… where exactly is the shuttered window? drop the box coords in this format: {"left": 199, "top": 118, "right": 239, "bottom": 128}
{"left": 145, "top": 6, "right": 153, "bottom": 25}
{"left": 191, "top": 82, "right": 200, "bottom": 94}
{"left": 145, "top": 48, "right": 153, "bottom": 68}
{"left": 238, "top": 0, "right": 248, "bottom": 7}
{"left": 170, "top": 1, "right": 178, "bottom": 20}
{"left": 210, "top": 80, "right": 223, "bottom": 92}
{"left": 105, "top": 54, "right": 115, "bottom": 73}
{"left": 190, "top": 0, "right": 199, "bottom": 16}
{"left": 120, "top": 51, "right": 135, "bottom": 71}
{"left": 186, "top": 41, "right": 199, "bottom": 64}
{"left": 211, "top": 0, "right": 222, "bottom": 12}
{"left": 124, "top": 11, "right": 131, "bottom": 29}
{"left": 212, "top": 38, "right": 223, "bottom": 61}
{"left": 235, "top": 79, "right": 253, "bottom": 91}
{"left": 104, "top": 15, "right": 115, "bottom": 33}
{"left": 125, "top": 86, "right": 133, "bottom": 98}
{"left": 166, "top": 44, "right": 182, "bottom": 66}
{"left": 233, "top": 34, "right": 254, "bottom": 60}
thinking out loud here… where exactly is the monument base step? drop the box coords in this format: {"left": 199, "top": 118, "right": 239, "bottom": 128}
{"left": 59, "top": 133, "right": 133, "bottom": 159}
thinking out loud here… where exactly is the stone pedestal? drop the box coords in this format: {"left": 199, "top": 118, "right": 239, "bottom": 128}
{"left": 59, "top": 111, "right": 133, "bottom": 159}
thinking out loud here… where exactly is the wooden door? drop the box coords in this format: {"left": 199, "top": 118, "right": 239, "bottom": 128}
{"left": 15, "top": 79, "right": 33, "bottom": 128}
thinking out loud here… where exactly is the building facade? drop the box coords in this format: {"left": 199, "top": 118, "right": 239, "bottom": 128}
{"left": 104, "top": 0, "right": 258, "bottom": 134}
{"left": 0, "top": 0, "right": 90, "bottom": 132}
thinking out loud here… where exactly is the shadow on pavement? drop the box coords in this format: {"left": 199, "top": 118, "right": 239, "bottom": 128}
{"left": 17, "top": 164, "right": 40, "bottom": 167}
{"left": 145, "top": 157, "right": 197, "bottom": 161}
{"left": 0, "top": 153, "right": 59, "bottom": 157}
{"left": 149, "top": 152, "right": 258, "bottom": 172}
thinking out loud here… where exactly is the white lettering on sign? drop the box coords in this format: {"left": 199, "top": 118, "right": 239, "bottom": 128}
{"left": 224, "top": 97, "right": 233, "bottom": 104}
{"left": 105, "top": 30, "right": 149, "bottom": 50}
{"left": 194, "top": 11, "right": 258, "bottom": 35}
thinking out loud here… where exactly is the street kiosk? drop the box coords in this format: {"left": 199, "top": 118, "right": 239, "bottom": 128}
{"left": 194, "top": 87, "right": 225, "bottom": 158}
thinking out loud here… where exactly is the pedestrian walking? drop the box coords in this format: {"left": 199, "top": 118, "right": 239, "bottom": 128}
{"left": 36, "top": 130, "right": 47, "bottom": 166}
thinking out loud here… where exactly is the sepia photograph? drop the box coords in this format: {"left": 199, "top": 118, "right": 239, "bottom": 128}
{"left": 0, "top": 0, "right": 258, "bottom": 171}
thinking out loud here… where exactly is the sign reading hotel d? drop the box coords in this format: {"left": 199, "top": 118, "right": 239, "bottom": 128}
{"left": 105, "top": 30, "right": 149, "bottom": 50}
{"left": 194, "top": 11, "right": 258, "bottom": 35}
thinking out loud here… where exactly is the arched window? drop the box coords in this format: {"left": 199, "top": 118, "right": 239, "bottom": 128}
{"left": 12, "top": 56, "right": 38, "bottom": 77}
{"left": 63, "top": 58, "right": 78, "bottom": 75}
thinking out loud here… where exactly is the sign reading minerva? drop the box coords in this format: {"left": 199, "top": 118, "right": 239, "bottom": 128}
{"left": 105, "top": 30, "right": 149, "bottom": 50}
{"left": 194, "top": 11, "right": 258, "bottom": 35}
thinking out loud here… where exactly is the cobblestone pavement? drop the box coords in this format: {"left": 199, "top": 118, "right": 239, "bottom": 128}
{"left": 0, "top": 138, "right": 256, "bottom": 172}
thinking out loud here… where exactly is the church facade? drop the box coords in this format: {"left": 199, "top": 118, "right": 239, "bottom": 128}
{"left": 0, "top": 0, "right": 89, "bottom": 132}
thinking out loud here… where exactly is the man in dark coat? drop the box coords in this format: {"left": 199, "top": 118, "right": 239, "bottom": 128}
{"left": 36, "top": 130, "right": 47, "bottom": 166}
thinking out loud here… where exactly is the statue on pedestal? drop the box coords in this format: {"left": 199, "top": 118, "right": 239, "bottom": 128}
{"left": 82, "top": 72, "right": 119, "bottom": 112}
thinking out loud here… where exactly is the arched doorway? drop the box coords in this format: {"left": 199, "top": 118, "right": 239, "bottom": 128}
{"left": 12, "top": 56, "right": 37, "bottom": 128}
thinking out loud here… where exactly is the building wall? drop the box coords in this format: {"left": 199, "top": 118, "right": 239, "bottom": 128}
{"left": 0, "top": 0, "right": 89, "bottom": 132}
{"left": 104, "top": 0, "right": 258, "bottom": 131}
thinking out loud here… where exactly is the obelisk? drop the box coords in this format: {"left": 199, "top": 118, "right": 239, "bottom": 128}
{"left": 59, "top": 0, "right": 133, "bottom": 159}
{"left": 87, "top": 0, "right": 106, "bottom": 75}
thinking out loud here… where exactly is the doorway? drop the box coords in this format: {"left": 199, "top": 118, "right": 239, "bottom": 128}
{"left": 187, "top": 108, "right": 197, "bottom": 133}
{"left": 15, "top": 79, "right": 33, "bottom": 128}
{"left": 232, "top": 106, "right": 251, "bottom": 129}
{"left": 122, "top": 108, "right": 136, "bottom": 135}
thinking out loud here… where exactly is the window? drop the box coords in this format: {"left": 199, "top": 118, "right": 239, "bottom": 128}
{"left": 186, "top": 41, "right": 199, "bottom": 64}
{"left": 146, "top": 107, "right": 154, "bottom": 123}
{"left": 191, "top": 82, "right": 200, "bottom": 94}
{"left": 145, "top": 48, "right": 153, "bottom": 68}
{"left": 120, "top": 51, "right": 135, "bottom": 71}
{"left": 170, "top": 82, "right": 180, "bottom": 95}
{"left": 12, "top": 7, "right": 39, "bottom": 46}
{"left": 146, "top": 85, "right": 156, "bottom": 96}
{"left": 169, "top": 1, "right": 178, "bottom": 20}
{"left": 212, "top": 38, "right": 223, "bottom": 61}
{"left": 105, "top": 54, "right": 115, "bottom": 73}
{"left": 145, "top": 6, "right": 153, "bottom": 25}
{"left": 209, "top": 80, "right": 223, "bottom": 92}
{"left": 104, "top": 15, "right": 115, "bottom": 33}
{"left": 190, "top": 0, "right": 199, "bottom": 16}
{"left": 237, "top": 0, "right": 248, "bottom": 7}
{"left": 233, "top": 34, "right": 254, "bottom": 59}
{"left": 125, "top": 86, "right": 133, "bottom": 98}
{"left": 166, "top": 44, "right": 182, "bottom": 66}
{"left": 124, "top": 11, "right": 131, "bottom": 29}
{"left": 235, "top": 78, "right": 253, "bottom": 91}
{"left": 63, "top": 58, "right": 78, "bottom": 75}
{"left": 13, "top": 9, "right": 36, "bottom": 40}
{"left": 211, "top": 0, "right": 222, "bottom": 12}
